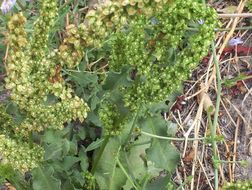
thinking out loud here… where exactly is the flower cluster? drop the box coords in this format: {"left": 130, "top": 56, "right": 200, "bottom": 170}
{"left": 0, "top": 106, "right": 43, "bottom": 174}
{"left": 5, "top": 0, "right": 89, "bottom": 137}
{"left": 222, "top": 180, "right": 252, "bottom": 190}
{"left": 98, "top": 101, "right": 124, "bottom": 136}
{"left": 1, "top": 0, "right": 89, "bottom": 173}
{"left": 69, "top": 0, "right": 218, "bottom": 133}
{"left": 109, "top": 0, "right": 218, "bottom": 111}
{"left": 0, "top": 135, "right": 44, "bottom": 173}
{"left": 1, "top": 0, "right": 219, "bottom": 172}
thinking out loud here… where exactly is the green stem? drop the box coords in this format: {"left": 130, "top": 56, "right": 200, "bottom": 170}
{"left": 123, "top": 110, "right": 140, "bottom": 147}
{"left": 91, "top": 135, "right": 110, "bottom": 174}
{"left": 141, "top": 131, "right": 205, "bottom": 141}
{"left": 16, "top": 0, "right": 25, "bottom": 11}
{"left": 116, "top": 157, "right": 140, "bottom": 190}
{"left": 211, "top": 42, "right": 222, "bottom": 190}
{"left": 122, "top": 152, "right": 142, "bottom": 189}
{"left": 130, "top": 140, "right": 151, "bottom": 147}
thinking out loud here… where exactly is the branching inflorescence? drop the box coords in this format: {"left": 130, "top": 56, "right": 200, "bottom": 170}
{"left": 2, "top": 0, "right": 89, "bottom": 172}
{"left": 1, "top": 0, "right": 218, "bottom": 173}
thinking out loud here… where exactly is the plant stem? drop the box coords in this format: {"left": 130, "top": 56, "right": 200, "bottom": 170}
{"left": 91, "top": 135, "right": 110, "bottom": 174}
{"left": 201, "top": 1, "right": 221, "bottom": 189}
{"left": 16, "top": 0, "right": 25, "bottom": 11}
{"left": 122, "top": 151, "right": 142, "bottom": 189}
{"left": 141, "top": 131, "right": 205, "bottom": 141}
{"left": 123, "top": 110, "right": 139, "bottom": 147}
{"left": 211, "top": 42, "right": 222, "bottom": 190}
{"left": 116, "top": 157, "right": 140, "bottom": 190}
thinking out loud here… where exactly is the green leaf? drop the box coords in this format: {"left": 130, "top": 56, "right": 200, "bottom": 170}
{"left": 68, "top": 72, "right": 98, "bottom": 87}
{"left": 124, "top": 135, "right": 150, "bottom": 180}
{"left": 0, "top": 164, "right": 30, "bottom": 190}
{"left": 79, "top": 149, "right": 89, "bottom": 171}
{"left": 70, "top": 171, "right": 86, "bottom": 187}
{"left": 146, "top": 139, "right": 179, "bottom": 172}
{"left": 85, "top": 138, "right": 104, "bottom": 152}
{"left": 94, "top": 138, "right": 127, "bottom": 190}
{"left": 44, "top": 138, "right": 76, "bottom": 161}
{"left": 62, "top": 156, "right": 81, "bottom": 171}
{"left": 121, "top": 135, "right": 150, "bottom": 190}
{"left": 142, "top": 117, "right": 180, "bottom": 172}
{"left": 32, "top": 166, "right": 61, "bottom": 190}
{"left": 61, "top": 180, "right": 75, "bottom": 190}
{"left": 44, "top": 143, "right": 63, "bottom": 161}
{"left": 222, "top": 74, "right": 247, "bottom": 88}
{"left": 76, "top": 127, "right": 86, "bottom": 140}
{"left": 103, "top": 66, "right": 132, "bottom": 91}
{"left": 87, "top": 111, "right": 102, "bottom": 127}
{"left": 146, "top": 175, "right": 174, "bottom": 190}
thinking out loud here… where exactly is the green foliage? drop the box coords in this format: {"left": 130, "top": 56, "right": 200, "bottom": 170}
{"left": 140, "top": 116, "right": 179, "bottom": 173}
{"left": 32, "top": 167, "right": 61, "bottom": 190}
{"left": 246, "top": 0, "right": 252, "bottom": 11}
{"left": 223, "top": 73, "right": 248, "bottom": 87}
{"left": 0, "top": 0, "right": 219, "bottom": 189}
{"left": 222, "top": 180, "right": 252, "bottom": 190}
{"left": 94, "top": 138, "right": 126, "bottom": 190}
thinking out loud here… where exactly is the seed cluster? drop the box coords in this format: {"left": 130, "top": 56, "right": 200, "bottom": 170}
{"left": 87, "top": 0, "right": 218, "bottom": 133}
{"left": 2, "top": 0, "right": 89, "bottom": 172}
{"left": 5, "top": 0, "right": 89, "bottom": 137}
{"left": 110, "top": 0, "right": 218, "bottom": 111}
{"left": 222, "top": 180, "right": 252, "bottom": 190}
{"left": 1, "top": 0, "right": 219, "bottom": 171}
{"left": 0, "top": 135, "right": 44, "bottom": 173}
{"left": 98, "top": 101, "right": 125, "bottom": 136}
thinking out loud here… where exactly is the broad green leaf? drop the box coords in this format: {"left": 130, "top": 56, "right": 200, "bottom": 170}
{"left": 94, "top": 138, "right": 127, "bottom": 190}
{"left": 32, "top": 167, "right": 61, "bottom": 190}
{"left": 79, "top": 149, "right": 89, "bottom": 171}
{"left": 166, "top": 121, "right": 177, "bottom": 136}
{"left": 70, "top": 171, "right": 86, "bottom": 187}
{"left": 44, "top": 143, "right": 63, "bottom": 161}
{"left": 61, "top": 180, "right": 75, "bottom": 190}
{"left": 146, "top": 175, "right": 174, "bottom": 190}
{"left": 76, "top": 127, "right": 86, "bottom": 140}
{"left": 121, "top": 135, "right": 151, "bottom": 190}
{"left": 62, "top": 156, "right": 81, "bottom": 171}
{"left": 69, "top": 72, "right": 98, "bottom": 87}
{"left": 85, "top": 138, "right": 104, "bottom": 152}
{"left": 124, "top": 135, "right": 150, "bottom": 179}
{"left": 103, "top": 66, "right": 132, "bottom": 91}
{"left": 87, "top": 111, "right": 102, "bottom": 127}
{"left": 146, "top": 102, "right": 169, "bottom": 116}
{"left": 146, "top": 139, "right": 179, "bottom": 172}
{"left": 44, "top": 138, "right": 76, "bottom": 161}
{"left": 142, "top": 117, "right": 180, "bottom": 172}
